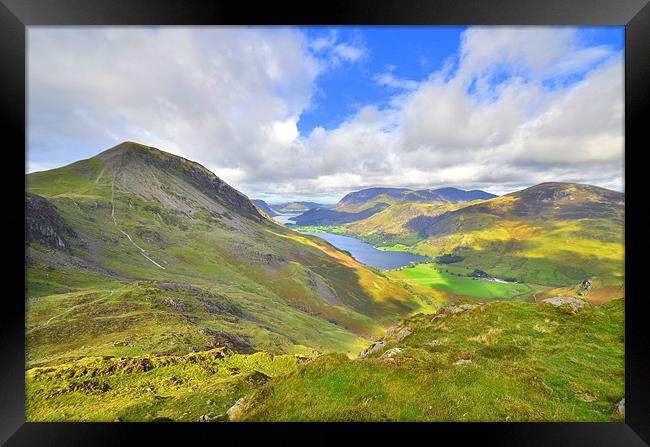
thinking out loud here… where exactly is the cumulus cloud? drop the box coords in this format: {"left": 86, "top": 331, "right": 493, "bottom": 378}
{"left": 28, "top": 26, "right": 623, "bottom": 200}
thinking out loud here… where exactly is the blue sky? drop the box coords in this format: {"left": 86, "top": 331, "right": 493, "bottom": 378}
{"left": 28, "top": 26, "right": 624, "bottom": 202}
{"left": 297, "top": 26, "right": 622, "bottom": 136}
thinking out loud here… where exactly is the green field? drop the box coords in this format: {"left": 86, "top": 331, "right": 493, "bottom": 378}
{"left": 390, "top": 264, "right": 531, "bottom": 300}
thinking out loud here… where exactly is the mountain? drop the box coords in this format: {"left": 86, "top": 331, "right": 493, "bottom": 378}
{"left": 405, "top": 187, "right": 497, "bottom": 203}
{"left": 402, "top": 182, "right": 624, "bottom": 285}
{"left": 25, "top": 142, "right": 432, "bottom": 367}
{"left": 290, "top": 203, "right": 391, "bottom": 226}
{"left": 335, "top": 187, "right": 413, "bottom": 213}
{"left": 251, "top": 199, "right": 279, "bottom": 217}
{"left": 292, "top": 186, "right": 496, "bottom": 226}
{"left": 270, "top": 201, "right": 333, "bottom": 213}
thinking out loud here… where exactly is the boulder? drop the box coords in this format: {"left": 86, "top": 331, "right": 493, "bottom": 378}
{"left": 453, "top": 359, "right": 472, "bottom": 365}
{"left": 197, "top": 413, "right": 220, "bottom": 422}
{"left": 395, "top": 328, "right": 412, "bottom": 342}
{"left": 385, "top": 325, "right": 398, "bottom": 338}
{"left": 541, "top": 296, "right": 590, "bottom": 314}
{"left": 615, "top": 398, "right": 625, "bottom": 417}
{"left": 226, "top": 397, "right": 247, "bottom": 421}
{"left": 358, "top": 341, "right": 386, "bottom": 359}
{"left": 379, "top": 348, "right": 402, "bottom": 360}
{"left": 431, "top": 304, "right": 479, "bottom": 322}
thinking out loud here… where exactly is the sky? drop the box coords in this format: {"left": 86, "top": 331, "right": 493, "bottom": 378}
{"left": 27, "top": 26, "right": 624, "bottom": 203}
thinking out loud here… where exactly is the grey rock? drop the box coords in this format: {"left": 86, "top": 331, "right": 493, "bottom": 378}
{"left": 358, "top": 341, "right": 386, "bottom": 359}
{"left": 379, "top": 348, "right": 402, "bottom": 359}
{"left": 542, "top": 296, "right": 590, "bottom": 313}
{"left": 226, "top": 397, "right": 247, "bottom": 421}
{"left": 453, "top": 359, "right": 472, "bottom": 365}
{"left": 615, "top": 398, "right": 625, "bottom": 417}
{"left": 385, "top": 325, "right": 399, "bottom": 338}
{"left": 197, "top": 413, "right": 218, "bottom": 422}
{"left": 426, "top": 339, "right": 445, "bottom": 347}
{"left": 395, "top": 328, "right": 412, "bottom": 342}
{"left": 431, "top": 304, "right": 479, "bottom": 322}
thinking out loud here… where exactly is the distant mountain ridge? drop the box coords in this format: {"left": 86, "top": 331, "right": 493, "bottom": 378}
{"left": 295, "top": 186, "right": 497, "bottom": 226}
{"left": 270, "top": 201, "right": 334, "bottom": 213}
{"left": 346, "top": 181, "right": 624, "bottom": 286}
{"left": 251, "top": 199, "right": 280, "bottom": 217}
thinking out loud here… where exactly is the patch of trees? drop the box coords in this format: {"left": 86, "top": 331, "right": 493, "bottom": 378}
{"left": 435, "top": 254, "right": 465, "bottom": 264}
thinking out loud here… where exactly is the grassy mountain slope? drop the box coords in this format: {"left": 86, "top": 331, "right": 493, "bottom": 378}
{"left": 26, "top": 348, "right": 301, "bottom": 422}
{"left": 233, "top": 298, "right": 625, "bottom": 422}
{"left": 29, "top": 298, "right": 624, "bottom": 422}
{"left": 26, "top": 142, "right": 434, "bottom": 366}
{"left": 251, "top": 199, "right": 279, "bottom": 217}
{"left": 407, "top": 183, "right": 624, "bottom": 285}
{"left": 331, "top": 182, "right": 623, "bottom": 287}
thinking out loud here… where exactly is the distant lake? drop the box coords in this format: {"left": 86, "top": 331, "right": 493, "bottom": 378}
{"left": 300, "top": 231, "right": 429, "bottom": 270}
{"left": 273, "top": 213, "right": 300, "bottom": 224}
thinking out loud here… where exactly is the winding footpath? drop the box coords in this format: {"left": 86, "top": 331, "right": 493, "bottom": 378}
{"left": 111, "top": 180, "right": 165, "bottom": 269}
{"left": 26, "top": 290, "right": 115, "bottom": 335}
{"left": 45, "top": 290, "right": 115, "bottom": 326}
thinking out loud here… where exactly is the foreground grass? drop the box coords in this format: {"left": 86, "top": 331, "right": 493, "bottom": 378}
{"left": 236, "top": 299, "right": 624, "bottom": 422}
{"left": 27, "top": 299, "right": 623, "bottom": 422}
{"left": 26, "top": 350, "right": 300, "bottom": 422}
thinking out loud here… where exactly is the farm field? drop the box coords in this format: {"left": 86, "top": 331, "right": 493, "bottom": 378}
{"left": 389, "top": 264, "right": 532, "bottom": 301}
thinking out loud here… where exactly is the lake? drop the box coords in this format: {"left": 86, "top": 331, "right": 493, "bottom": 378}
{"left": 273, "top": 213, "right": 301, "bottom": 225}
{"left": 300, "top": 231, "right": 429, "bottom": 270}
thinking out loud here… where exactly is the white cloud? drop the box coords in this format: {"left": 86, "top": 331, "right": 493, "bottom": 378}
{"left": 28, "top": 27, "right": 624, "bottom": 200}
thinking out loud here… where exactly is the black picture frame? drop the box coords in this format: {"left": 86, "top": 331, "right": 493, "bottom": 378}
{"left": 2, "top": 0, "right": 649, "bottom": 445}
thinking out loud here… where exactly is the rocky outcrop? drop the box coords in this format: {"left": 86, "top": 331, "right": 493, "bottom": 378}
{"left": 202, "top": 328, "right": 253, "bottom": 353}
{"left": 615, "top": 398, "right": 625, "bottom": 417}
{"left": 197, "top": 413, "right": 222, "bottom": 422}
{"left": 542, "top": 296, "right": 590, "bottom": 314}
{"left": 430, "top": 304, "right": 480, "bottom": 322}
{"left": 395, "top": 328, "right": 412, "bottom": 342}
{"left": 226, "top": 397, "right": 247, "bottom": 421}
{"left": 379, "top": 348, "right": 402, "bottom": 360}
{"left": 358, "top": 341, "right": 386, "bottom": 359}
{"left": 26, "top": 193, "right": 77, "bottom": 252}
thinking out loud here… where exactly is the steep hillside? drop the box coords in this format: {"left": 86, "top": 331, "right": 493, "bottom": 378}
{"left": 251, "top": 199, "right": 279, "bottom": 217}
{"left": 32, "top": 298, "right": 623, "bottom": 422}
{"left": 343, "top": 201, "right": 469, "bottom": 244}
{"left": 26, "top": 142, "right": 434, "bottom": 366}
{"left": 406, "top": 183, "right": 624, "bottom": 285}
{"left": 232, "top": 298, "right": 625, "bottom": 422}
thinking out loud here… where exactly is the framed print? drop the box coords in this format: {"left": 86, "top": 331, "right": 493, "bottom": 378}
{"left": 2, "top": 0, "right": 649, "bottom": 444}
